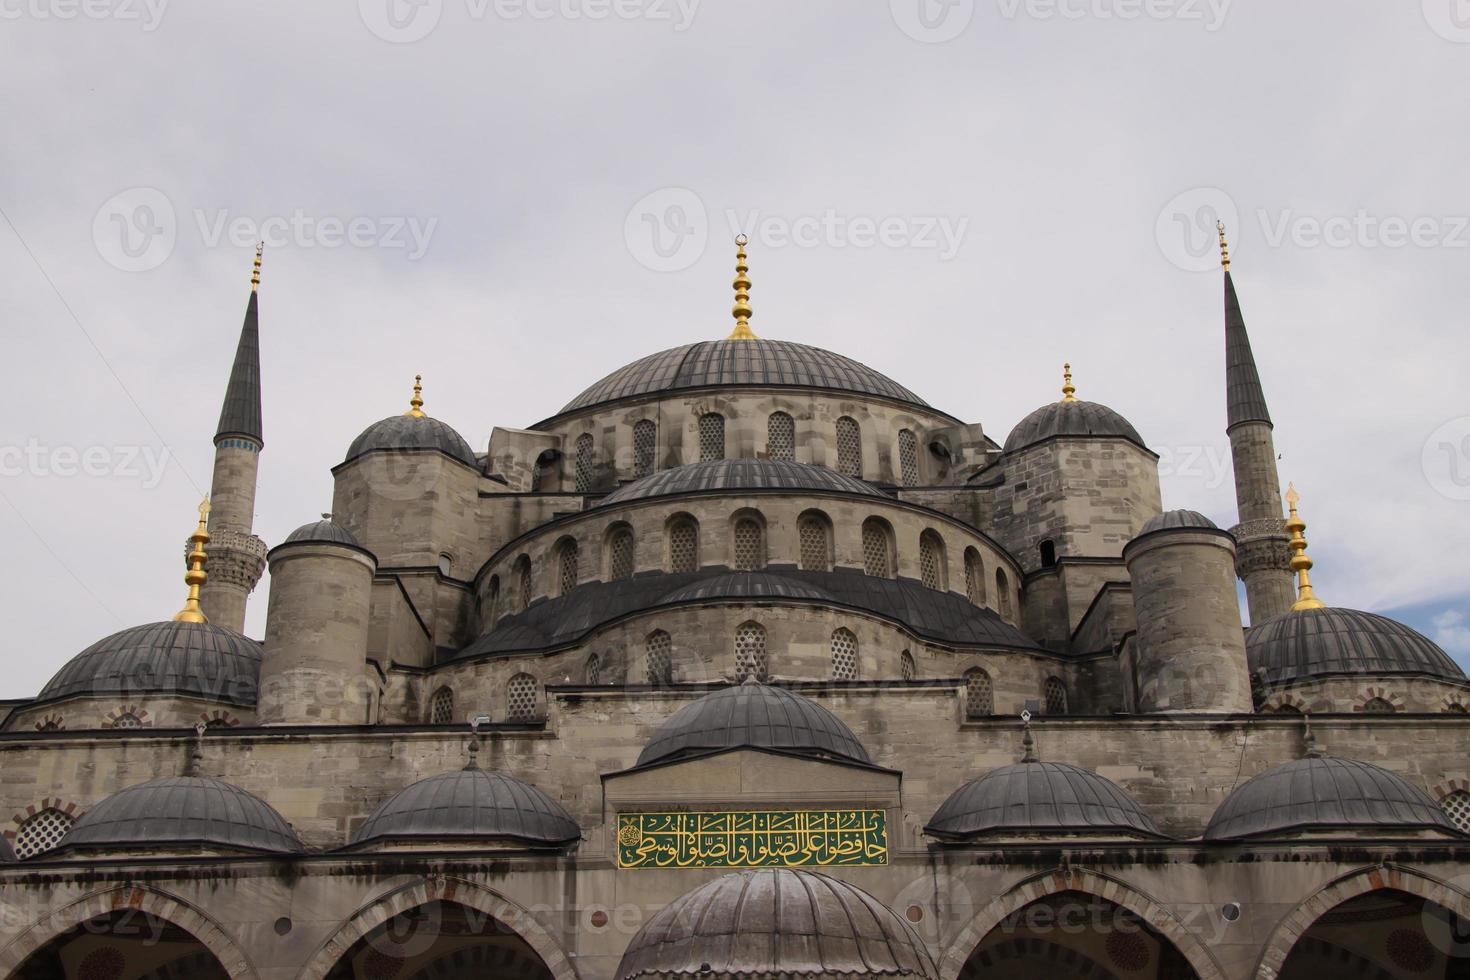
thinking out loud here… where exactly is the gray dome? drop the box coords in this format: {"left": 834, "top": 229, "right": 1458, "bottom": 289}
{"left": 1205, "top": 757, "right": 1462, "bottom": 841}
{"left": 602, "top": 458, "right": 885, "bottom": 506}
{"left": 557, "top": 340, "right": 934, "bottom": 418}
{"left": 925, "top": 762, "right": 1164, "bottom": 840}
{"left": 636, "top": 680, "right": 872, "bottom": 769}
{"left": 351, "top": 768, "right": 580, "bottom": 847}
{"left": 282, "top": 518, "right": 361, "bottom": 548}
{"left": 1139, "top": 509, "right": 1218, "bottom": 534}
{"left": 616, "top": 869, "right": 937, "bottom": 980}
{"left": 37, "top": 621, "right": 261, "bottom": 706}
{"left": 344, "top": 414, "right": 477, "bottom": 468}
{"left": 58, "top": 776, "right": 302, "bottom": 854}
{"left": 1004, "top": 400, "right": 1144, "bottom": 454}
{"left": 659, "top": 572, "right": 834, "bottom": 605}
{"left": 1247, "top": 607, "right": 1466, "bottom": 687}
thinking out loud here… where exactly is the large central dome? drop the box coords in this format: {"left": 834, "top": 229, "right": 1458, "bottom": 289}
{"left": 552, "top": 339, "right": 933, "bottom": 417}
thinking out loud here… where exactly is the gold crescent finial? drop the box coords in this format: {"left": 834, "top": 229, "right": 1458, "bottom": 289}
{"left": 727, "top": 234, "right": 757, "bottom": 341}
{"left": 1284, "top": 483, "right": 1326, "bottom": 611}
{"left": 1061, "top": 363, "right": 1078, "bottom": 403}
{"left": 405, "top": 374, "right": 426, "bottom": 418}
{"left": 173, "top": 497, "right": 212, "bottom": 623}
{"left": 251, "top": 242, "right": 263, "bottom": 292}
{"left": 1217, "top": 221, "right": 1231, "bottom": 272}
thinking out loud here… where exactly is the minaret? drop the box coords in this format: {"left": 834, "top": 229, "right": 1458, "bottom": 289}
{"left": 198, "top": 245, "right": 269, "bottom": 633}
{"left": 1219, "top": 224, "right": 1295, "bottom": 623}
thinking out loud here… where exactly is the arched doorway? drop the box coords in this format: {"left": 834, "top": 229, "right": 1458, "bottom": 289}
{"left": 1276, "top": 888, "right": 1470, "bottom": 979}
{"left": 957, "top": 891, "right": 1200, "bottom": 980}
{"left": 10, "top": 908, "right": 230, "bottom": 979}
{"left": 323, "top": 900, "right": 555, "bottom": 980}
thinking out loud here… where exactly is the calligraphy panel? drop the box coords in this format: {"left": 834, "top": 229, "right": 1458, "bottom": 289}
{"left": 616, "top": 809, "right": 888, "bottom": 869}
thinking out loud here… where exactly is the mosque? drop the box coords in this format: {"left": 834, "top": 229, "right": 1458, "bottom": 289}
{"left": 0, "top": 228, "right": 1466, "bottom": 979}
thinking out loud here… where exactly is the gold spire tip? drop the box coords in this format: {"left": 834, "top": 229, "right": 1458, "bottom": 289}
{"left": 173, "top": 496, "right": 211, "bottom": 624}
{"left": 251, "top": 242, "right": 263, "bottom": 292}
{"left": 1217, "top": 221, "right": 1231, "bottom": 272}
{"left": 1284, "top": 483, "right": 1326, "bottom": 611}
{"left": 405, "top": 374, "right": 426, "bottom": 418}
{"left": 1061, "top": 362, "right": 1078, "bottom": 403}
{"left": 727, "top": 234, "right": 758, "bottom": 341}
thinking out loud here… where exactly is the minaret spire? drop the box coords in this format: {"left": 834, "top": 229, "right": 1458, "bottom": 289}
{"left": 1061, "top": 363, "right": 1077, "bottom": 403}
{"left": 1284, "top": 484, "right": 1326, "bottom": 611}
{"left": 727, "top": 234, "right": 757, "bottom": 341}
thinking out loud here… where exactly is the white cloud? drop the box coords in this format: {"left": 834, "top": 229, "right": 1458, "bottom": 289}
{"left": 1432, "top": 610, "right": 1470, "bottom": 657}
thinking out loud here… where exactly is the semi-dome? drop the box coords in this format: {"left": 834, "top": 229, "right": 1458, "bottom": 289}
{"left": 1247, "top": 607, "right": 1466, "bottom": 687}
{"left": 659, "top": 572, "right": 835, "bottom": 605}
{"left": 602, "top": 458, "right": 885, "bottom": 506}
{"left": 616, "top": 869, "right": 937, "bottom": 980}
{"left": 343, "top": 414, "right": 478, "bottom": 468}
{"left": 555, "top": 339, "right": 935, "bottom": 419}
{"left": 1004, "top": 400, "right": 1144, "bottom": 454}
{"left": 925, "top": 761, "right": 1165, "bottom": 840}
{"left": 351, "top": 768, "right": 580, "bottom": 847}
{"left": 282, "top": 518, "right": 362, "bottom": 548}
{"left": 635, "top": 679, "right": 872, "bottom": 769}
{"left": 1205, "top": 757, "right": 1463, "bottom": 841}
{"left": 57, "top": 776, "right": 302, "bottom": 854}
{"left": 37, "top": 621, "right": 261, "bottom": 706}
{"left": 1139, "top": 509, "right": 1218, "bottom": 534}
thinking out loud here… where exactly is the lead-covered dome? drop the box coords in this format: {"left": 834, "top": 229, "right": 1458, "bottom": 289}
{"left": 616, "top": 869, "right": 937, "bottom": 980}
{"left": 658, "top": 572, "right": 835, "bottom": 605}
{"left": 602, "top": 458, "right": 885, "bottom": 506}
{"left": 1247, "top": 607, "right": 1466, "bottom": 687}
{"left": 635, "top": 679, "right": 872, "bottom": 769}
{"left": 925, "top": 762, "right": 1165, "bottom": 840}
{"left": 57, "top": 776, "right": 302, "bottom": 854}
{"left": 282, "top": 518, "right": 362, "bottom": 548}
{"left": 1139, "top": 509, "right": 1218, "bottom": 535}
{"left": 1004, "top": 400, "right": 1144, "bottom": 454}
{"left": 351, "top": 768, "right": 580, "bottom": 847}
{"left": 37, "top": 621, "right": 261, "bottom": 706}
{"left": 1205, "top": 757, "right": 1462, "bottom": 841}
{"left": 344, "top": 414, "right": 477, "bottom": 468}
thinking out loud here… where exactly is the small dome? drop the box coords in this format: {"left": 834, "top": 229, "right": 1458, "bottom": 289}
{"left": 616, "top": 869, "right": 937, "bottom": 980}
{"left": 1139, "top": 509, "right": 1218, "bottom": 535}
{"left": 602, "top": 458, "right": 884, "bottom": 506}
{"left": 1205, "top": 757, "right": 1462, "bottom": 841}
{"left": 344, "top": 414, "right": 477, "bottom": 468}
{"left": 925, "top": 762, "right": 1165, "bottom": 840}
{"left": 1004, "top": 400, "right": 1144, "bottom": 454}
{"left": 351, "top": 768, "right": 580, "bottom": 847}
{"left": 282, "top": 518, "right": 362, "bottom": 548}
{"left": 659, "top": 572, "right": 834, "bottom": 605}
{"left": 37, "top": 621, "right": 261, "bottom": 706}
{"left": 1247, "top": 607, "right": 1466, "bottom": 687}
{"left": 636, "top": 680, "right": 871, "bottom": 769}
{"left": 58, "top": 776, "right": 302, "bottom": 854}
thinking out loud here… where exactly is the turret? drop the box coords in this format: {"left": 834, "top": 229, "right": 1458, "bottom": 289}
{"left": 198, "top": 245, "right": 269, "bottom": 632}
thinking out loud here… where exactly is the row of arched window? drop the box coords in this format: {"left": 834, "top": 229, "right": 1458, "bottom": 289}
{"left": 963, "top": 668, "right": 1069, "bottom": 718}
{"left": 426, "top": 673, "right": 542, "bottom": 726}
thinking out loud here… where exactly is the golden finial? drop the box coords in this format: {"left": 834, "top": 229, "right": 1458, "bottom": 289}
{"left": 173, "top": 497, "right": 212, "bottom": 624}
{"left": 1217, "top": 221, "right": 1231, "bottom": 272}
{"left": 1284, "top": 483, "right": 1326, "bottom": 611}
{"left": 1061, "top": 363, "right": 1078, "bottom": 403}
{"left": 251, "top": 242, "right": 263, "bottom": 292}
{"left": 405, "top": 374, "right": 426, "bottom": 418}
{"left": 727, "top": 234, "right": 758, "bottom": 341}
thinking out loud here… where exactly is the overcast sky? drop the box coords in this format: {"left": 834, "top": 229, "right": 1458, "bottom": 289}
{"left": 1, "top": 0, "right": 1467, "bottom": 699}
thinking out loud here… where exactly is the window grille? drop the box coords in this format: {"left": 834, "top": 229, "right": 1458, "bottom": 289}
{"left": 798, "top": 516, "right": 830, "bottom": 572}
{"left": 900, "top": 651, "right": 916, "bottom": 681}
{"left": 111, "top": 713, "right": 143, "bottom": 729}
{"left": 646, "top": 631, "right": 673, "bottom": 686}
{"left": 669, "top": 520, "right": 698, "bottom": 573}
{"left": 733, "top": 518, "right": 764, "bottom": 571}
{"left": 1044, "top": 677, "right": 1068, "bottom": 715}
{"left": 633, "top": 419, "right": 657, "bottom": 477}
{"left": 964, "top": 668, "right": 994, "bottom": 718}
{"left": 1442, "top": 791, "right": 1470, "bottom": 834}
{"left": 899, "top": 428, "right": 919, "bottom": 486}
{"left": 835, "top": 416, "right": 862, "bottom": 476}
{"left": 920, "top": 532, "right": 944, "bottom": 590}
{"left": 767, "top": 412, "right": 795, "bottom": 461}
{"left": 507, "top": 674, "right": 539, "bottom": 720}
{"left": 699, "top": 413, "right": 725, "bottom": 461}
{"left": 1362, "top": 697, "right": 1396, "bottom": 714}
{"left": 574, "top": 433, "right": 595, "bottom": 492}
{"left": 558, "top": 541, "right": 579, "bottom": 596}
{"left": 428, "top": 687, "right": 453, "bottom": 724}
{"left": 609, "top": 527, "right": 635, "bottom": 581}
{"left": 831, "top": 629, "right": 858, "bottom": 680}
{"left": 13, "top": 809, "right": 73, "bottom": 860}
{"left": 862, "top": 521, "right": 892, "bottom": 577}
{"left": 965, "top": 549, "right": 985, "bottom": 605}
{"left": 734, "top": 623, "right": 768, "bottom": 681}
{"left": 585, "top": 653, "right": 601, "bottom": 685}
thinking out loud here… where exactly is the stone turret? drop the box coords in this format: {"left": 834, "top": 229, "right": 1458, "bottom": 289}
{"left": 198, "top": 246, "right": 268, "bottom": 633}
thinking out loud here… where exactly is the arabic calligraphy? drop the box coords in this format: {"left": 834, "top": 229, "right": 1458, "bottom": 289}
{"left": 616, "top": 809, "right": 888, "bottom": 869}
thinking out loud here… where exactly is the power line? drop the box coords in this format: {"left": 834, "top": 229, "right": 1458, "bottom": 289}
{"left": 0, "top": 486, "right": 123, "bottom": 624}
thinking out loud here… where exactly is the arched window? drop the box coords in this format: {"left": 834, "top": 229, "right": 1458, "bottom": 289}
{"left": 506, "top": 673, "right": 540, "bottom": 721}
{"left": 36, "top": 718, "right": 63, "bottom": 732}
{"left": 861, "top": 518, "right": 894, "bottom": 578}
{"left": 486, "top": 575, "right": 500, "bottom": 624}
{"left": 574, "top": 432, "right": 595, "bottom": 492}
{"left": 964, "top": 548, "right": 985, "bottom": 605}
{"left": 530, "top": 449, "right": 556, "bottom": 492}
{"left": 585, "top": 653, "right": 601, "bottom": 685}
{"left": 964, "top": 668, "right": 994, "bottom": 719}
{"left": 767, "top": 411, "right": 795, "bottom": 461}
{"left": 830, "top": 628, "right": 859, "bottom": 680}
{"left": 428, "top": 686, "right": 454, "bottom": 724}
{"left": 1270, "top": 702, "right": 1302, "bottom": 715}
{"left": 898, "top": 428, "right": 919, "bottom": 486}
{"left": 1442, "top": 790, "right": 1470, "bottom": 834}
{"left": 1044, "top": 677, "right": 1068, "bottom": 715}
{"left": 607, "top": 525, "right": 635, "bottom": 582}
{"left": 797, "top": 512, "right": 832, "bottom": 572}
{"left": 734, "top": 622, "right": 768, "bottom": 681}
{"left": 556, "top": 539, "right": 579, "bottom": 596}
{"left": 995, "top": 567, "right": 1013, "bottom": 620}
{"left": 900, "top": 650, "right": 916, "bottom": 681}
{"left": 1362, "top": 697, "right": 1396, "bottom": 714}
{"left": 835, "top": 416, "right": 862, "bottom": 476}
{"left": 633, "top": 419, "right": 657, "bottom": 478}
{"left": 733, "top": 516, "right": 765, "bottom": 571}
{"left": 1447, "top": 702, "right": 1468, "bottom": 714}
{"left": 110, "top": 712, "right": 143, "bottom": 729}
{"left": 515, "top": 556, "right": 533, "bottom": 612}
{"left": 13, "top": 807, "right": 74, "bottom": 860}
{"left": 699, "top": 412, "right": 726, "bottom": 462}
{"left": 668, "top": 517, "right": 699, "bottom": 573}
{"left": 646, "top": 630, "right": 673, "bottom": 686}
{"left": 1040, "top": 539, "right": 1058, "bottom": 569}
{"left": 919, "top": 530, "right": 946, "bottom": 590}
